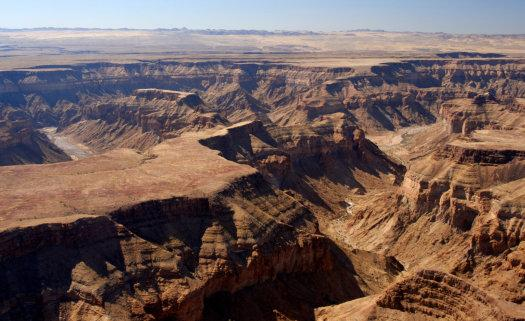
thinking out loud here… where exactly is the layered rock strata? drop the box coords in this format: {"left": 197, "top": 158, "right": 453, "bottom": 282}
{"left": 0, "top": 59, "right": 523, "bottom": 165}
{"left": 0, "top": 126, "right": 401, "bottom": 321}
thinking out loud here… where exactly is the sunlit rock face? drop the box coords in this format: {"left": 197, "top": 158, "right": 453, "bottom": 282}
{"left": 0, "top": 57, "right": 524, "bottom": 321}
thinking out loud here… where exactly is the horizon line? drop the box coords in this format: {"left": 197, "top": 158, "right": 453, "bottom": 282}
{"left": 0, "top": 26, "right": 524, "bottom": 37}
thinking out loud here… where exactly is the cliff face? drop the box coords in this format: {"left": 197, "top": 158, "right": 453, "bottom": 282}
{"left": 199, "top": 118, "right": 404, "bottom": 217}
{"left": 0, "top": 59, "right": 523, "bottom": 165}
{"left": 53, "top": 89, "right": 226, "bottom": 152}
{"left": 0, "top": 181, "right": 355, "bottom": 321}
{"left": 0, "top": 127, "right": 402, "bottom": 321}
{"left": 291, "top": 59, "right": 525, "bottom": 132}
{"left": 439, "top": 97, "right": 524, "bottom": 136}
{"left": 333, "top": 93, "right": 525, "bottom": 306}
{"left": 1, "top": 58, "right": 524, "bottom": 320}
{"left": 0, "top": 106, "right": 70, "bottom": 165}
{"left": 316, "top": 270, "right": 525, "bottom": 321}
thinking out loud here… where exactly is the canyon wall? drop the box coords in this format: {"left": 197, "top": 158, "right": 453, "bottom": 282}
{"left": 1, "top": 58, "right": 524, "bottom": 320}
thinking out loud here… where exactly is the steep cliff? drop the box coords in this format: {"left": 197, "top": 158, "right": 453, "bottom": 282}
{"left": 199, "top": 117, "right": 404, "bottom": 220}
{"left": 0, "top": 106, "right": 70, "bottom": 165}
{"left": 0, "top": 127, "right": 402, "bottom": 321}
{"left": 316, "top": 270, "right": 525, "bottom": 321}
{"left": 1, "top": 58, "right": 524, "bottom": 321}
{"left": 0, "top": 59, "right": 523, "bottom": 165}
{"left": 333, "top": 94, "right": 525, "bottom": 305}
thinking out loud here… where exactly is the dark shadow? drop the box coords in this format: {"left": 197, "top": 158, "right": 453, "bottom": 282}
{"left": 0, "top": 217, "right": 126, "bottom": 321}
{"left": 201, "top": 238, "right": 365, "bottom": 321}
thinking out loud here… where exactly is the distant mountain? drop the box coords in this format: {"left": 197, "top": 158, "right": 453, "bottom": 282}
{"left": 0, "top": 27, "right": 321, "bottom": 35}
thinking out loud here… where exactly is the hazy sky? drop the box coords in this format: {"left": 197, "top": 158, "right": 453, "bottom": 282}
{"left": 1, "top": 0, "right": 524, "bottom": 34}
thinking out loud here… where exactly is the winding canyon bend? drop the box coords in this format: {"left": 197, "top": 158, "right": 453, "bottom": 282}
{"left": 0, "top": 29, "right": 525, "bottom": 321}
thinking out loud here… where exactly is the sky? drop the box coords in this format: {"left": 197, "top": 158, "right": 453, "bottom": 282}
{"left": 0, "top": 0, "right": 524, "bottom": 34}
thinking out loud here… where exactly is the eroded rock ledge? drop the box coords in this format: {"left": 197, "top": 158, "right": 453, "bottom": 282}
{"left": 0, "top": 125, "right": 400, "bottom": 321}
{"left": 316, "top": 269, "right": 525, "bottom": 321}
{"left": 1, "top": 59, "right": 524, "bottom": 166}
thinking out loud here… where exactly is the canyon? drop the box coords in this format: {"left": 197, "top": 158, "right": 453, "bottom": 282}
{"left": 0, "top": 33, "right": 524, "bottom": 321}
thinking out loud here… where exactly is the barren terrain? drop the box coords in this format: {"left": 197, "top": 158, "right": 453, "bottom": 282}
{"left": 0, "top": 28, "right": 524, "bottom": 321}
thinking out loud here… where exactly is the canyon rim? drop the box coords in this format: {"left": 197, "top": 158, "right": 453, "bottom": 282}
{"left": 1, "top": 1, "right": 525, "bottom": 320}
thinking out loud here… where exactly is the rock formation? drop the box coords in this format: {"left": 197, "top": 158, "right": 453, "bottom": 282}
{"left": 316, "top": 270, "right": 525, "bottom": 321}
{"left": 0, "top": 59, "right": 523, "bottom": 164}
{"left": 330, "top": 93, "right": 525, "bottom": 314}
{"left": 0, "top": 56, "right": 524, "bottom": 321}
{"left": 0, "top": 106, "right": 70, "bottom": 165}
{"left": 0, "top": 125, "right": 404, "bottom": 321}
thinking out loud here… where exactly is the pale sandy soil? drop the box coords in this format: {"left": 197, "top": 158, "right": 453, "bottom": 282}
{"left": 40, "top": 127, "right": 93, "bottom": 160}
{"left": 367, "top": 123, "right": 445, "bottom": 165}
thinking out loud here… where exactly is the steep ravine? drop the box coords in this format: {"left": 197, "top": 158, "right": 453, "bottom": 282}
{"left": 0, "top": 59, "right": 523, "bottom": 165}
{"left": 1, "top": 58, "right": 524, "bottom": 321}
{"left": 0, "top": 129, "right": 403, "bottom": 321}
{"left": 0, "top": 176, "right": 398, "bottom": 321}
{"left": 327, "top": 94, "right": 525, "bottom": 315}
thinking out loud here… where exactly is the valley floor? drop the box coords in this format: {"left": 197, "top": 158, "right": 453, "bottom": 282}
{"left": 40, "top": 127, "right": 93, "bottom": 160}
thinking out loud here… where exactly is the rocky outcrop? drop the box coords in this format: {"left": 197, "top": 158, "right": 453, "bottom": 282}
{"left": 0, "top": 128, "right": 403, "bottom": 321}
{"left": 0, "top": 107, "right": 70, "bottom": 165}
{"left": 316, "top": 270, "right": 525, "bottom": 321}
{"left": 377, "top": 270, "right": 525, "bottom": 320}
{"left": 200, "top": 119, "right": 404, "bottom": 214}
{"left": 0, "top": 59, "right": 523, "bottom": 165}
{"left": 133, "top": 88, "right": 203, "bottom": 105}
{"left": 434, "top": 143, "right": 525, "bottom": 164}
